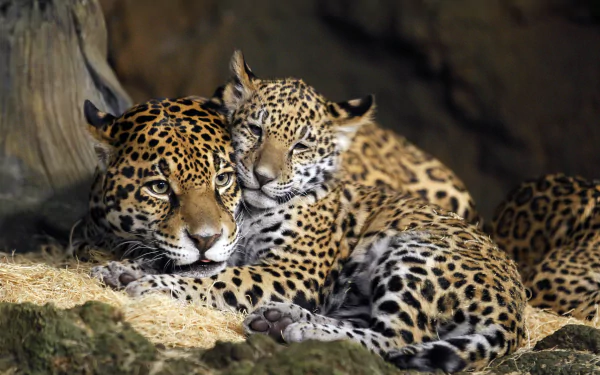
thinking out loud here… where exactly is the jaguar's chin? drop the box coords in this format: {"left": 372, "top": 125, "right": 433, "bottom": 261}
{"left": 167, "top": 259, "right": 227, "bottom": 278}
{"left": 242, "top": 189, "right": 281, "bottom": 210}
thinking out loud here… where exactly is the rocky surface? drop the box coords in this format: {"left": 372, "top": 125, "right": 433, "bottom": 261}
{"left": 2, "top": 301, "right": 600, "bottom": 375}
{"left": 534, "top": 324, "right": 600, "bottom": 353}
{"left": 98, "top": 0, "right": 600, "bottom": 219}
{"left": 0, "top": 0, "right": 130, "bottom": 251}
{"left": 0, "top": 301, "right": 415, "bottom": 375}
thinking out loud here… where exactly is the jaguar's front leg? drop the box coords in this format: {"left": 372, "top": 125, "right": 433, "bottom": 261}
{"left": 123, "top": 264, "right": 323, "bottom": 313}
{"left": 91, "top": 259, "right": 157, "bottom": 290}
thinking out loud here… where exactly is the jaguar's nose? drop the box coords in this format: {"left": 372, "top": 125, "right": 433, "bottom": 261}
{"left": 254, "top": 168, "right": 276, "bottom": 187}
{"left": 187, "top": 231, "right": 222, "bottom": 253}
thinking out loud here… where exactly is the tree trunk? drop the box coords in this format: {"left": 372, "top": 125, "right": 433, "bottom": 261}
{"left": 0, "top": 0, "right": 131, "bottom": 251}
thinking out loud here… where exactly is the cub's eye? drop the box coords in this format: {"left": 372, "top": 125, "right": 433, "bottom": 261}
{"left": 215, "top": 172, "right": 233, "bottom": 187}
{"left": 292, "top": 142, "right": 310, "bottom": 152}
{"left": 146, "top": 180, "right": 170, "bottom": 195}
{"left": 248, "top": 124, "right": 262, "bottom": 137}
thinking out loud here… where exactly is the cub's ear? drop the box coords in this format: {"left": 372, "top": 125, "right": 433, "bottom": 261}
{"left": 221, "top": 50, "right": 257, "bottom": 115}
{"left": 83, "top": 100, "right": 117, "bottom": 169}
{"left": 327, "top": 95, "right": 375, "bottom": 152}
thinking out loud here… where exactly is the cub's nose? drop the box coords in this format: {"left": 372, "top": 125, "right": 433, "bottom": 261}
{"left": 254, "top": 168, "right": 275, "bottom": 187}
{"left": 187, "top": 231, "right": 222, "bottom": 253}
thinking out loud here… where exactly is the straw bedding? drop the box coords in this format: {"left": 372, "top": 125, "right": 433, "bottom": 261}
{"left": 0, "top": 248, "right": 245, "bottom": 349}
{"left": 0, "top": 247, "right": 598, "bottom": 354}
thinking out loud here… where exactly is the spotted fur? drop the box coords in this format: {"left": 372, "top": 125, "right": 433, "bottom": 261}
{"left": 490, "top": 173, "right": 600, "bottom": 320}
{"left": 214, "top": 51, "right": 480, "bottom": 225}
{"left": 96, "top": 53, "right": 526, "bottom": 373}
{"left": 72, "top": 97, "right": 242, "bottom": 280}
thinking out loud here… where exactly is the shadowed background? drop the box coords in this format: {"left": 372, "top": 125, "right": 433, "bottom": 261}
{"left": 1, "top": 0, "right": 599, "bottom": 250}
{"left": 98, "top": 0, "right": 600, "bottom": 219}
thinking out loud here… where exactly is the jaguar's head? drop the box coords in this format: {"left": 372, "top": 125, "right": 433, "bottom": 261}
{"left": 216, "top": 51, "right": 375, "bottom": 210}
{"left": 83, "top": 97, "right": 241, "bottom": 275}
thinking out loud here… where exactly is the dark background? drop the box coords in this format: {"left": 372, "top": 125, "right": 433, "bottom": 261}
{"left": 100, "top": 0, "right": 600, "bottom": 218}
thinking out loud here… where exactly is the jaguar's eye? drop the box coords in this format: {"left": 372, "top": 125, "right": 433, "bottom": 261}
{"left": 248, "top": 124, "right": 262, "bottom": 137}
{"left": 215, "top": 172, "right": 233, "bottom": 187}
{"left": 147, "top": 180, "right": 170, "bottom": 195}
{"left": 292, "top": 142, "right": 310, "bottom": 152}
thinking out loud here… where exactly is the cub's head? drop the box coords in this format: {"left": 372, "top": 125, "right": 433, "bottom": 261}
{"left": 83, "top": 97, "right": 240, "bottom": 275}
{"left": 216, "top": 51, "right": 375, "bottom": 209}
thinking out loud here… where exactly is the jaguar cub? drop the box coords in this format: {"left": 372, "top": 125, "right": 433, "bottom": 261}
{"left": 213, "top": 54, "right": 480, "bottom": 225}
{"left": 100, "top": 52, "right": 526, "bottom": 373}
{"left": 490, "top": 173, "right": 600, "bottom": 320}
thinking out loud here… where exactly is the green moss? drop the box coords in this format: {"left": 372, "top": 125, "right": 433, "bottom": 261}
{"left": 0, "top": 301, "right": 425, "bottom": 375}
{"left": 206, "top": 335, "right": 416, "bottom": 375}
{"left": 0, "top": 301, "right": 158, "bottom": 374}
{"left": 3, "top": 301, "right": 600, "bottom": 375}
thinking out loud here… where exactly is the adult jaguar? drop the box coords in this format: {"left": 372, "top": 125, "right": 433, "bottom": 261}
{"left": 71, "top": 97, "right": 243, "bottom": 281}
{"left": 490, "top": 173, "right": 600, "bottom": 320}
{"left": 89, "top": 54, "right": 526, "bottom": 372}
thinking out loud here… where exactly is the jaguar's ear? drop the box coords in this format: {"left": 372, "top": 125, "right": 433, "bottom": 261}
{"left": 221, "top": 50, "right": 257, "bottom": 115}
{"left": 327, "top": 95, "right": 375, "bottom": 152}
{"left": 83, "top": 100, "right": 117, "bottom": 169}
{"left": 204, "top": 85, "right": 228, "bottom": 116}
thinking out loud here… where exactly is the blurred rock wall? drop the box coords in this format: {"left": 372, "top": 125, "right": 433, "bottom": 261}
{"left": 99, "top": 0, "right": 600, "bottom": 218}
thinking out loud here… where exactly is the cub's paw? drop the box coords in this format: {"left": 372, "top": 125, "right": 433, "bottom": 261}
{"left": 124, "top": 274, "right": 184, "bottom": 299}
{"left": 90, "top": 260, "right": 143, "bottom": 290}
{"left": 243, "top": 302, "right": 309, "bottom": 341}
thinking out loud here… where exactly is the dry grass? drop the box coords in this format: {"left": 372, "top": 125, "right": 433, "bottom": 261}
{"left": 0, "top": 248, "right": 598, "bottom": 356}
{"left": 0, "top": 249, "right": 245, "bottom": 348}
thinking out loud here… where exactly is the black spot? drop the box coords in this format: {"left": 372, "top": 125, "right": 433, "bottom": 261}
{"left": 409, "top": 267, "right": 428, "bottom": 275}
{"left": 402, "top": 292, "right": 421, "bottom": 309}
{"left": 119, "top": 215, "right": 134, "bottom": 233}
{"left": 398, "top": 312, "right": 414, "bottom": 327}
{"left": 473, "top": 272, "right": 487, "bottom": 284}
{"left": 481, "top": 289, "right": 492, "bottom": 302}
{"left": 399, "top": 329, "right": 414, "bottom": 344}
{"left": 121, "top": 166, "right": 135, "bottom": 178}
{"left": 223, "top": 291, "right": 238, "bottom": 308}
{"left": 482, "top": 306, "right": 494, "bottom": 316}
{"left": 292, "top": 291, "right": 314, "bottom": 310}
{"left": 182, "top": 109, "right": 207, "bottom": 117}
{"left": 388, "top": 275, "right": 404, "bottom": 292}
{"left": 464, "top": 285, "right": 476, "bottom": 300}
{"left": 417, "top": 312, "right": 428, "bottom": 330}
{"left": 438, "top": 277, "right": 451, "bottom": 290}
{"left": 379, "top": 300, "right": 400, "bottom": 314}
{"left": 136, "top": 115, "right": 157, "bottom": 124}
{"left": 420, "top": 280, "right": 435, "bottom": 302}
{"left": 453, "top": 310, "right": 466, "bottom": 324}
{"left": 447, "top": 338, "right": 471, "bottom": 351}
{"left": 454, "top": 280, "right": 467, "bottom": 288}
{"left": 535, "top": 279, "right": 552, "bottom": 291}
